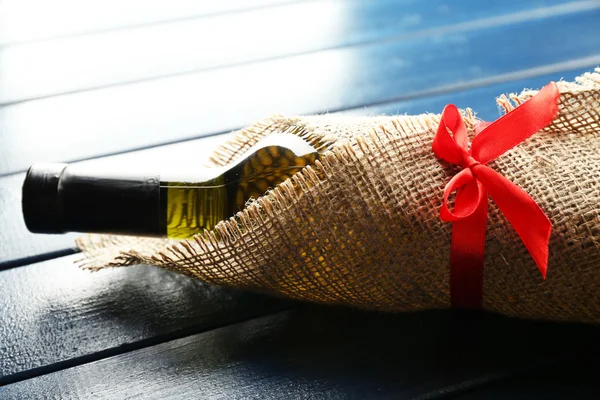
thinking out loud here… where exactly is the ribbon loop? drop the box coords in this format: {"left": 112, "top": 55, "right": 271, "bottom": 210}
{"left": 440, "top": 168, "right": 484, "bottom": 222}
{"left": 433, "top": 104, "right": 470, "bottom": 165}
{"left": 433, "top": 82, "right": 560, "bottom": 308}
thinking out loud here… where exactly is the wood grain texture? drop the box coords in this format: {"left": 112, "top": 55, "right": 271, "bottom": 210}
{"left": 1, "top": 7, "right": 600, "bottom": 176}
{"left": 2, "top": 306, "right": 599, "bottom": 399}
{"left": 0, "top": 254, "right": 294, "bottom": 383}
{"left": 0, "top": 0, "right": 582, "bottom": 105}
{"left": 0, "top": 0, "right": 298, "bottom": 46}
{"left": 1, "top": 68, "right": 591, "bottom": 269}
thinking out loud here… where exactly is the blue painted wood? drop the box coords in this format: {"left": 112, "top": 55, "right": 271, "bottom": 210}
{"left": 1, "top": 6, "right": 599, "bottom": 176}
{"left": 2, "top": 307, "right": 599, "bottom": 399}
{"left": 0, "top": 0, "right": 299, "bottom": 46}
{"left": 1, "top": 1, "right": 598, "bottom": 396}
{"left": 0, "top": 0, "right": 581, "bottom": 105}
{"left": 0, "top": 254, "right": 295, "bottom": 383}
{"left": 343, "top": 67, "right": 595, "bottom": 121}
{"left": 0, "top": 67, "right": 593, "bottom": 269}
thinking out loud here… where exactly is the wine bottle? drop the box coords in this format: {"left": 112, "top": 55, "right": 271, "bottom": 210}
{"left": 22, "top": 134, "right": 319, "bottom": 239}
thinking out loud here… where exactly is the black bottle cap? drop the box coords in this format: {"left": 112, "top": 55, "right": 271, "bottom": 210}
{"left": 22, "top": 163, "right": 68, "bottom": 234}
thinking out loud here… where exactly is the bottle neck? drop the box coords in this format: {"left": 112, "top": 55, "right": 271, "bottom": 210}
{"left": 58, "top": 166, "right": 166, "bottom": 237}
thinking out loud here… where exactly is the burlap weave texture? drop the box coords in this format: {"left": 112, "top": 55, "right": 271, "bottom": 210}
{"left": 77, "top": 69, "right": 600, "bottom": 323}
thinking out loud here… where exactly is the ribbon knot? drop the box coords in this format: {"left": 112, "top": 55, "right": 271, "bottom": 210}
{"left": 462, "top": 155, "right": 480, "bottom": 170}
{"left": 432, "top": 82, "right": 560, "bottom": 309}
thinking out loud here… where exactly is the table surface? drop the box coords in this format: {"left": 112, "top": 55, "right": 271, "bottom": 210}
{"left": 1, "top": 1, "right": 600, "bottom": 398}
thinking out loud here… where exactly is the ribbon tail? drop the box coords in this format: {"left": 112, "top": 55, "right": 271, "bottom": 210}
{"left": 475, "top": 166, "right": 551, "bottom": 278}
{"left": 450, "top": 182, "right": 488, "bottom": 309}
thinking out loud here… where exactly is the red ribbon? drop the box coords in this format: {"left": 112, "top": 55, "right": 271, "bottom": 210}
{"left": 432, "top": 82, "right": 560, "bottom": 309}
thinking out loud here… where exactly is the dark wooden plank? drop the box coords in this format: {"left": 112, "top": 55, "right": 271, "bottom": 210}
{"left": 2, "top": 306, "right": 598, "bottom": 399}
{"left": 0, "top": 67, "right": 593, "bottom": 269}
{"left": 0, "top": 0, "right": 582, "bottom": 105}
{"left": 0, "top": 253, "right": 295, "bottom": 383}
{"left": 454, "top": 358, "right": 600, "bottom": 399}
{"left": 0, "top": 0, "right": 298, "bottom": 46}
{"left": 1, "top": 7, "right": 599, "bottom": 177}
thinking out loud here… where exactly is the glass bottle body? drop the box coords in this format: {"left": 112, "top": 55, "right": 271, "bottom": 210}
{"left": 162, "top": 144, "right": 318, "bottom": 238}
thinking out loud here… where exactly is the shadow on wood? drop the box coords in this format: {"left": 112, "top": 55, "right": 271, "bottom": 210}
{"left": 5, "top": 303, "right": 600, "bottom": 399}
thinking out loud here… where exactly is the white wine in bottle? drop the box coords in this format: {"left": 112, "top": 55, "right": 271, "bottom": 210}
{"left": 22, "top": 134, "right": 320, "bottom": 239}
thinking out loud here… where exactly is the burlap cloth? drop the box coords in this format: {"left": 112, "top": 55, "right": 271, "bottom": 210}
{"left": 77, "top": 68, "right": 600, "bottom": 324}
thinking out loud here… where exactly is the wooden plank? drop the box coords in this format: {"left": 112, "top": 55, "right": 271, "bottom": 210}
{"left": 342, "top": 68, "right": 593, "bottom": 119}
{"left": 453, "top": 358, "right": 600, "bottom": 399}
{"left": 0, "top": 0, "right": 298, "bottom": 46}
{"left": 1, "top": 7, "right": 599, "bottom": 177}
{"left": 0, "top": 253, "right": 295, "bottom": 383}
{"left": 2, "top": 306, "right": 598, "bottom": 399}
{"left": 0, "top": 0, "right": 582, "bottom": 105}
{"left": 0, "top": 66, "right": 593, "bottom": 269}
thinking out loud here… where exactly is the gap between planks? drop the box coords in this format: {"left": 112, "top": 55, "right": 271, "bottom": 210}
{"left": 0, "top": 304, "right": 296, "bottom": 387}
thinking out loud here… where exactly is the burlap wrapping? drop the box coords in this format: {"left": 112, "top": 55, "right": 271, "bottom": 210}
{"left": 77, "top": 68, "right": 600, "bottom": 324}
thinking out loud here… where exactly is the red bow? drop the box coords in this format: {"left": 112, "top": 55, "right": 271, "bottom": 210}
{"left": 432, "top": 82, "right": 560, "bottom": 308}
